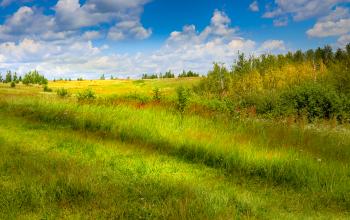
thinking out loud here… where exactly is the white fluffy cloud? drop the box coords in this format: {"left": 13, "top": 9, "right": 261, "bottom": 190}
{"left": 249, "top": 1, "right": 259, "bottom": 12}
{"left": 273, "top": 17, "right": 288, "bottom": 27}
{"left": 263, "top": 0, "right": 349, "bottom": 28}
{"left": 0, "top": 0, "right": 151, "bottom": 42}
{"left": 261, "top": 1, "right": 350, "bottom": 46}
{"left": 264, "top": 0, "right": 348, "bottom": 21}
{"left": 0, "top": 9, "right": 286, "bottom": 79}
{"left": 0, "top": 6, "right": 57, "bottom": 41}
{"left": 307, "top": 19, "right": 350, "bottom": 37}
{"left": 259, "top": 40, "right": 286, "bottom": 52}
{"left": 82, "top": 31, "right": 102, "bottom": 40}
{"left": 0, "top": 0, "right": 30, "bottom": 7}
{"left": 307, "top": 7, "right": 350, "bottom": 47}
{"left": 108, "top": 20, "right": 152, "bottom": 40}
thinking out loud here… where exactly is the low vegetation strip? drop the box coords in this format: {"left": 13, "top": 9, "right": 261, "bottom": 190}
{"left": 0, "top": 113, "right": 243, "bottom": 219}
{"left": 0, "top": 94, "right": 349, "bottom": 211}
{"left": 1, "top": 110, "right": 349, "bottom": 219}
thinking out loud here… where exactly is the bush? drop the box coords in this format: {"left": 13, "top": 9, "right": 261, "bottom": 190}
{"left": 176, "top": 86, "right": 190, "bottom": 116}
{"left": 279, "top": 82, "right": 345, "bottom": 120}
{"left": 77, "top": 88, "right": 96, "bottom": 101}
{"left": 43, "top": 85, "right": 53, "bottom": 92}
{"left": 10, "top": 81, "right": 15, "bottom": 88}
{"left": 57, "top": 88, "right": 69, "bottom": 98}
{"left": 152, "top": 87, "right": 161, "bottom": 102}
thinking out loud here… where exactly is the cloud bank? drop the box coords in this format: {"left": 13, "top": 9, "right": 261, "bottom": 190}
{"left": 0, "top": 7, "right": 285, "bottom": 79}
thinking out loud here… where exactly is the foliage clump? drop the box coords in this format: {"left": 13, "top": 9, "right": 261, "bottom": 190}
{"left": 0, "top": 71, "right": 21, "bottom": 84}
{"left": 142, "top": 74, "right": 158, "bottom": 79}
{"left": 152, "top": 87, "right": 161, "bottom": 102}
{"left": 178, "top": 70, "right": 200, "bottom": 78}
{"left": 43, "top": 85, "right": 53, "bottom": 92}
{"left": 176, "top": 86, "right": 190, "bottom": 117}
{"left": 77, "top": 88, "right": 96, "bottom": 101}
{"left": 195, "top": 44, "right": 350, "bottom": 122}
{"left": 57, "top": 88, "right": 69, "bottom": 98}
{"left": 22, "top": 70, "right": 48, "bottom": 85}
{"left": 160, "top": 70, "right": 175, "bottom": 79}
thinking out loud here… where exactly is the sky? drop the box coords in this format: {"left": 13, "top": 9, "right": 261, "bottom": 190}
{"left": 0, "top": 0, "right": 349, "bottom": 79}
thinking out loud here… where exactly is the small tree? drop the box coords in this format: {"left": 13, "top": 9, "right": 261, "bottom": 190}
{"left": 0, "top": 74, "right": 3, "bottom": 82}
{"left": 13, "top": 72, "right": 18, "bottom": 82}
{"left": 162, "top": 70, "right": 175, "bottom": 78}
{"left": 10, "top": 81, "right": 16, "bottom": 88}
{"left": 176, "top": 86, "right": 190, "bottom": 117}
{"left": 100, "top": 74, "right": 105, "bottom": 80}
{"left": 5, "top": 71, "right": 12, "bottom": 83}
{"left": 152, "top": 87, "right": 161, "bottom": 102}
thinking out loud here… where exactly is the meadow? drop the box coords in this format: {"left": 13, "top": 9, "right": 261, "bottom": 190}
{"left": 0, "top": 45, "right": 350, "bottom": 219}
{"left": 0, "top": 76, "right": 349, "bottom": 219}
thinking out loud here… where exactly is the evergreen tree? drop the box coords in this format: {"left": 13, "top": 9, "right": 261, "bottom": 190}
{"left": 22, "top": 70, "right": 48, "bottom": 85}
{"left": 5, "top": 71, "right": 12, "bottom": 83}
{"left": 13, "top": 72, "right": 18, "bottom": 82}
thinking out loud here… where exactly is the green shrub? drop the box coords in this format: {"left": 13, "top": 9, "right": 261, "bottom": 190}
{"left": 176, "top": 86, "right": 190, "bottom": 116}
{"left": 56, "top": 88, "right": 69, "bottom": 98}
{"left": 280, "top": 82, "right": 344, "bottom": 120}
{"left": 252, "top": 92, "right": 282, "bottom": 116}
{"left": 77, "top": 88, "right": 96, "bottom": 101}
{"left": 152, "top": 87, "right": 161, "bottom": 102}
{"left": 43, "top": 85, "right": 52, "bottom": 92}
{"left": 10, "top": 81, "right": 15, "bottom": 88}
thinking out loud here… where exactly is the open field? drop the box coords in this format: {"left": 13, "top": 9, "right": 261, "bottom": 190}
{"left": 50, "top": 78, "right": 201, "bottom": 96}
{"left": 0, "top": 79, "right": 350, "bottom": 219}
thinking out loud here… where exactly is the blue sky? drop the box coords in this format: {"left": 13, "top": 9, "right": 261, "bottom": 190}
{"left": 0, "top": 0, "right": 349, "bottom": 79}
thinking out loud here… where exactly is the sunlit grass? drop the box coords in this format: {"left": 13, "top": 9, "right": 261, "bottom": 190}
{"left": 49, "top": 78, "right": 201, "bottom": 96}
{"left": 0, "top": 78, "right": 349, "bottom": 219}
{"left": 0, "top": 112, "right": 347, "bottom": 219}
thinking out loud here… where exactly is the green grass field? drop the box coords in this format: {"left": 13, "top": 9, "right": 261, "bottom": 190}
{"left": 0, "top": 79, "right": 349, "bottom": 219}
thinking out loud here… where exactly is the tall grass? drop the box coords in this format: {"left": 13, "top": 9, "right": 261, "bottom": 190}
{"left": 0, "top": 95, "right": 349, "bottom": 210}
{"left": 0, "top": 114, "right": 243, "bottom": 219}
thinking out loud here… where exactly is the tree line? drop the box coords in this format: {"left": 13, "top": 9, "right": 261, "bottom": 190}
{"left": 142, "top": 70, "right": 200, "bottom": 79}
{"left": 0, "top": 70, "right": 48, "bottom": 85}
{"left": 195, "top": 44, "right": 350, "bottom": 121}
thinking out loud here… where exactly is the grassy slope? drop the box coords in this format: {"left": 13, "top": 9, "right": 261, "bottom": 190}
{"left": 0, "top": 79, "right": 349, "bottom": 219}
